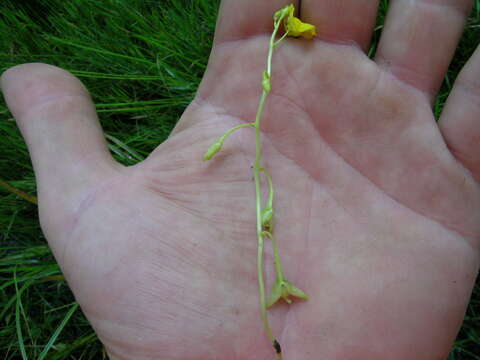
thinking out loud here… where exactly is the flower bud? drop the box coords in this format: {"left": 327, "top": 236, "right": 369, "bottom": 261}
{"left": 203, "top": 141, "right": 223, "bottom": 161}
{"left": 273, "top": 6, "right": 290, "bottom": 21}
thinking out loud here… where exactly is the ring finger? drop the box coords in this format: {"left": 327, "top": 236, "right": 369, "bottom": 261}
{"left": 375, "top": 0, "right": 473, "bottom": 100}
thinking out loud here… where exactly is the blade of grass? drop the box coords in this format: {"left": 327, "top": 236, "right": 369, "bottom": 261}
{"left": 106, "top": 134, "right": 144, "bottom": 162}
{"left": 0, "top": 179, "right": 37, "bottom": 205}
{"left": 46, "top": 36, "right": 155, "bottom": 66}
{"left": 14, "top": 270, "right": 29, "bottom": 360}
{"left": 37, "top": 302, "right": 79, "bottom": 360}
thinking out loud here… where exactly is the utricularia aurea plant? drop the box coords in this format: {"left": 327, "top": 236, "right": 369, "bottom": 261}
{"left": 203, "top": 4, "right": 316, "bottom": 359}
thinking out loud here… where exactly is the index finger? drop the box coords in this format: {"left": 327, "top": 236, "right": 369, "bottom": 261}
{"left": 214, "top": 0, "right": 299, "bottom": 45}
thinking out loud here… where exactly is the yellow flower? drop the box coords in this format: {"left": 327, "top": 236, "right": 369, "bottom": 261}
{"left": 283, "top": 4, "right": 317, "bottom": 39}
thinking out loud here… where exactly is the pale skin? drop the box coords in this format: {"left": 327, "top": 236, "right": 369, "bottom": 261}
{"left": 2, "top": 0, "right": 480, "bottom": 358}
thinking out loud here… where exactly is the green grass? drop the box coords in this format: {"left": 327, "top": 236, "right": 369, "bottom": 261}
{"left": 0, "top": 0, "right": 479, "bottom": 358}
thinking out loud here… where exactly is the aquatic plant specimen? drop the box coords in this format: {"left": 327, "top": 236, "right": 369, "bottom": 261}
{"left": 203, "top": 4, "right": 315, "bottom": 359}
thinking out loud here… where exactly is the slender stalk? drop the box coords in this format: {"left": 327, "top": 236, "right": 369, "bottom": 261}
{"left": 222, "top": 123, "right": 255, "bottom": 141}
{"left": 261, "top": 168, "right": 274, "bottom": 210}
{"left": 203, "top": 5, "right": 314, "bottom": 357}
{"left": 253, "top": 16, "right": 285, "bottom": 359}
{"left": 263, "top": 231, "right": 285, "bottom": 282}
{"left": 254, "top": 82, "right": 275, "bottom": 358}
{"left": 273, "top": 32, "right": 289, "bottom": 48}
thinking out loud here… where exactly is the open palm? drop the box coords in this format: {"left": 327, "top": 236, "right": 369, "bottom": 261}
{"left": 2, "top": 1, "right": 480, "bottom": 359}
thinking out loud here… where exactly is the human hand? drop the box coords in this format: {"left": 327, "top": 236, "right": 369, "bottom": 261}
{"left": 1, "top": 1, "right": 480, "bottom": 359}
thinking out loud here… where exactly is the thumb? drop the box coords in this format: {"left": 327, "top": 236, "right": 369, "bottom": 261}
{"left": 1, "top": 63, "right": 120, "bottom": 238}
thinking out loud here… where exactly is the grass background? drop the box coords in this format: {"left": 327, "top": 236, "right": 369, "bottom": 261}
{"left": 0, "top": 0, "right": 479, "bottom": 358}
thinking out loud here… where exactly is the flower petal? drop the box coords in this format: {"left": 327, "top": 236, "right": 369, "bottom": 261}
{"left": 286, "top": 282, "right": 309, "bottom": 300}
{"left": 266, "top": 282, "right": 282, "bottom": 308}
{"left": 286, "top": 17, "right": 317, "bottom": 39}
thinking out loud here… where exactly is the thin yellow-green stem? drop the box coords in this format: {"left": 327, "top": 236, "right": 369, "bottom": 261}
{"left": 254, "top": 92, "right": 273, "bottom": 344}
{"left": 274, "top": 32, "right": 289, "bottom": 48}
{"left": 263, "top": 231, "right": 285, "bottom": 282}
{"left": 253, "top": 15, "right": 285, "bottom": 359}
{"left": 221, "top": 122, "right": 255, "bottom": 142}
{"left": 261, "top": 168, "right": 274, "bottom": 210}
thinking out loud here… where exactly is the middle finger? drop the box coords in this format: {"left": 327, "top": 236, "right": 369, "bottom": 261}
{"left": 301, "top": 0, "right": 381, "bottom": 52}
